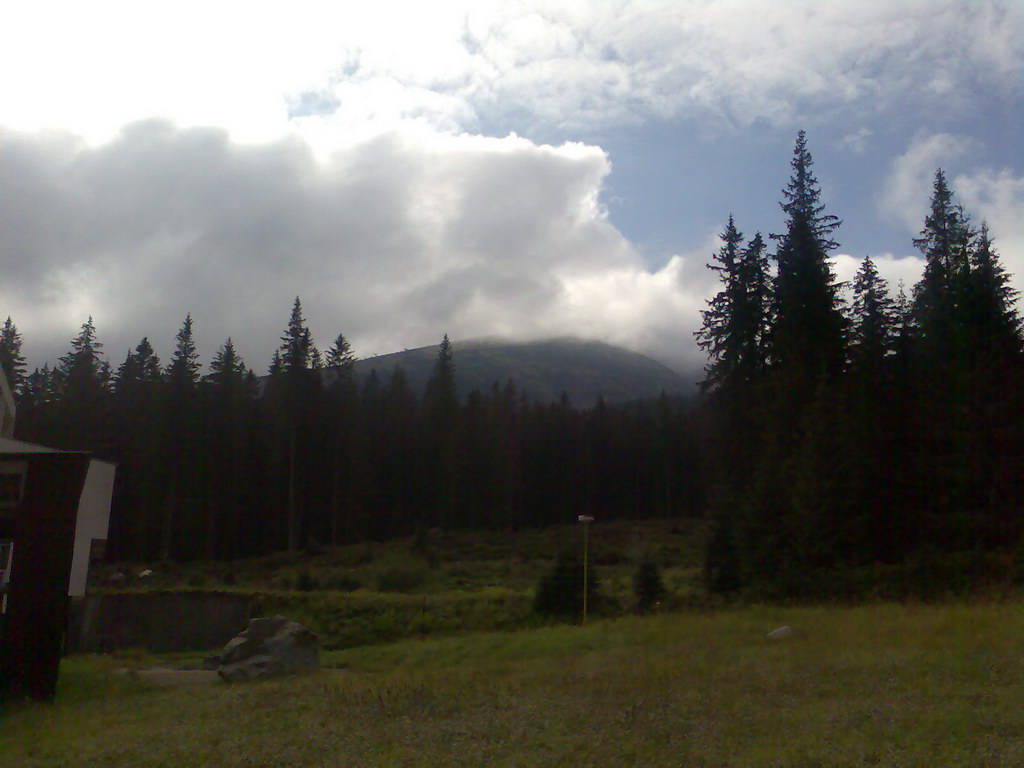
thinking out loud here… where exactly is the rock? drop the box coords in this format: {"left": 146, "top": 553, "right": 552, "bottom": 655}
{"left": 216, "top": 615, "right": 320, "bottom": 683}
{"left": 766, "top": 625, "right": 794, "bottom": 640}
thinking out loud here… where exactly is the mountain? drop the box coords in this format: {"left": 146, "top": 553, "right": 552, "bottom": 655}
{"left": 331, "top": 338, "right": 696, "bottom": 406}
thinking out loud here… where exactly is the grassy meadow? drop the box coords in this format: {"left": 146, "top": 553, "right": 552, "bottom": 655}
{"left": 4, "top": 600, "right": 1023, "bottom": 767}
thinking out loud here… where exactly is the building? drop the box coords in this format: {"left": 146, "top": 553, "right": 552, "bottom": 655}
{"left": 0, "top": 366, "right": 115, "bottom": 699}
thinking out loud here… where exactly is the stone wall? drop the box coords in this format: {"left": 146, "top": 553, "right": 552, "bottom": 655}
{"left": 69, "top": 591, "right": 253, "bottom": 653}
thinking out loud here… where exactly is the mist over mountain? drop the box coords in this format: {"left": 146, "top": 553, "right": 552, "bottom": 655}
{"left": 332, "top": 338, "right": 697, "bottom": 406}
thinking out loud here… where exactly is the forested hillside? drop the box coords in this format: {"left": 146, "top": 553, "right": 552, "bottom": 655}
{"left": 1, "top": 131, "right": 1020, "bottom": 596}
{"left": 344, "top": 337, "right": 693, "bottom": 406}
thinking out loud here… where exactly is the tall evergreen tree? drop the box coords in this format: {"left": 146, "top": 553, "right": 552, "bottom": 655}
{"left": 963, "top": 222, "right": 1022, "bottom": 359}
{"left": 326, "top": 333, "right": 356, "bottom": 371}
{"left": 54, "top": 317, "right": 111, "bottom": 452}
{"left": 769, "top": 131, "right": 846, "bottom": 383}
{"left": 911, "top": 169, "right": 975, "bottom": 357}
{"left": 0, "top": 317, "right": 26, "bottom": 395}
{"left": 166, "top": 315, "right": 201, "bottom": 391}
{"left": 847, "top": 255, "right": 896, "bottom": 372}
{"left": 160, "top": 315, "right": 204, "bottom": 560}
{"left": 204, "top": 338, "right": 257, "bottom": 558}
{"left": 109, "top": 338, "right": 164, "bottom": 559}
{"left": 422, "top": 334, "right": 459, "bottom": 528}
{"left": 268, "top": 297, "right": 324, "bottom": 551}
{"left": 323, "top": 332, "right": 359, "bottom": 544}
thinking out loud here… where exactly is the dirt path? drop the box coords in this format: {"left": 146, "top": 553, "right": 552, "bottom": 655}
{"left": 117, "top": 668, "right": 221, "bottom": 687}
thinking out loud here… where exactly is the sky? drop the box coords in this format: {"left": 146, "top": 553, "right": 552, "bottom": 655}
{"left": 1, "top": 0, "right": 1021, "bottom": 379}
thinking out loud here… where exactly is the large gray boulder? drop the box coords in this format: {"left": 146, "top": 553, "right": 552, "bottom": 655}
{"left": 216, "top": 615, "right": 320, "bottom": 682}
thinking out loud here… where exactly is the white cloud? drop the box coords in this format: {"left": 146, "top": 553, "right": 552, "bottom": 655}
{"left": 832, "top": 253, "right": 924, "bottom": 300}
{"left": 878, "top": 134, "right": 1024, "bottom": 293}
{"left": 956, "top": 167, "right": 1024, "bottom": 292}
{"left": 879, "top": 132, "right": 976, "bottom": 232}
{"left": 1, "top": 1, "right": 1020, "bottom": 150}
{"left": 0, "top": 121, "right": 713, "bottom": 373}
{"left": 839, "top": 128, "right": 873, "bottom": 153}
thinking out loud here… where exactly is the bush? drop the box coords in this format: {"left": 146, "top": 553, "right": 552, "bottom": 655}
{"left": 532, "top": 552, "right": 598, "bottom": 618}
{"left": 252, "top": 588, "right": 534, "bottom": 649}
{"left": 632, "top": 559, "right": 666, "bottom": 612}
{"left": 295, "top": 570, "right": 317, "bottom": 592}
{"left": 375, "top": 561, "right": 432, "bottom": 593}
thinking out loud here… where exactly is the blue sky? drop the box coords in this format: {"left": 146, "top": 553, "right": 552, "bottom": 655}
{"left": 1, "top": 1, "right": 1021, "bottom": 376}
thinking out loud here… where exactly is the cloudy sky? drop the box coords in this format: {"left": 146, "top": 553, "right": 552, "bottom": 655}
{"left": 2, "top": 0, "right": 1021, "bottom": 378}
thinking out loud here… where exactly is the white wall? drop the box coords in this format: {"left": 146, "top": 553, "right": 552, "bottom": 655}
{"left": 67, "top": 460, "right": 115, "bottom": 597}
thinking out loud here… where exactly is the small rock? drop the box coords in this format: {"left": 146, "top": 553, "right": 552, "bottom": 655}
{"left": 767, "top": 625, "right": 794, "bottom": 640}
{"left": 138, "top": 569, "right": 153, "bottom": 578}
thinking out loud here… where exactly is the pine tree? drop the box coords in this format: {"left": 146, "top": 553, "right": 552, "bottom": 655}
{"left": 0, "top": 317, "right": 26, "bottom": 395}
{"left": 279, "top": 297, "right": 315, "bottom": 373}
{"left": 268, "top": 297, "right": 325, "bottom": 551}
{"left": 737, "top": 232, "right": 772, "bottom": 379}
{"left": 326, "top": 333, "right": 356, "bottom": 371}
{"left": 696, "top": 216, "right": 747, "bottom": 393}
{"left": 110, "top": 338, "right": 164, "bottom": 559}
{"left": 54, "top": 317, "right": 111, "bottom": 451}
{"left": 166, "top": 314, "right": 201, "bottom": 391}
{"left": 323, "top": 332, "right": 359, "bottom": 544}
{"left": 58, "top": 317, "right": 109, "bottom": 396}
{"left": 422, "top": 335, "right": 459, "bottom": 528}
{"left": 161, "top": 314, "right": 203, "bottom": 560}
{"left": 769, "top": 131, "right": 846, "bottom": 383}
{"left": 848, "top": 255, "right": 896, "bottom": 371}
{"left": 963, "top": 222, "right": 1022, "bottom": 359}
{"left": 911, "top": 169, "right": 975, "bottom": 357}
{"left": 209, "top": 337, "right": 248, "bottom": 385}
{"left": 205, "top": 338, "right": 256, "bottom": 559}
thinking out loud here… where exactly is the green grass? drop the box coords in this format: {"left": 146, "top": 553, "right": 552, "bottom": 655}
{"left": 4, "top": 600, "right": 1023, "bottom": 766}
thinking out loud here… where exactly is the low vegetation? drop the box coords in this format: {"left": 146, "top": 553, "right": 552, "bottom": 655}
{"left": 4, "top": 601, "right": 1022, "bottom": 766}
{"left": 89, "top": 520, "right": 711, "bottom": 649}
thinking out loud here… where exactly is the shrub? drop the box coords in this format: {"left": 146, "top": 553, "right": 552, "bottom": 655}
{"left": 532, "top": 552, "right": 598, "bottom": 618}
{"left": 293, "top": 570, "right": 317, "bottom": 592}
{"left": 632, "top": 559, "right": 666, "bottom": 612}
{"left": 375, "top": 561, "right": 432, "bottom": 593}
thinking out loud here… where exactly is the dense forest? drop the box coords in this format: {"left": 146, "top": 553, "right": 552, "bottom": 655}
{"left": 0, "top": 313, "right": 703, "bottom": 562}
{"left": 1, "top": 131, "right": 1020, "bottom": 596}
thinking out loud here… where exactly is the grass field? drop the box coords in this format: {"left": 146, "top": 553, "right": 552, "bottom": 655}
{"left": 4, "top": 600, "right": 1022, "bottom": 767}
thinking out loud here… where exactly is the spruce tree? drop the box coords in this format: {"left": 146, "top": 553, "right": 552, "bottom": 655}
{"left": 268, "top": 297, "right": 325, "bottom": 551}
{"left": 166, "top": 315, "right": 201, "bottom": 391}
{"left": 208, "top": 337, "right": 248, "bottom": 384}
{"left": 848, "top": 255, "right": 896, "bottom": 372}
{"left": 160, "top": 315, "right": 203, "bottom": 560}
{"left": 696, "top": 216, "right": 746, "bottom": 393}
{"left": 911, "top": 169, "right": 975, "bottom": 357}
{"left": 422, "top": 335, "right": 459, "bottom": 528}
{"left": 963, "top": 223, "right": 1022, "bottom": 359}
{"left": 110, "top": 338, "right": 164, "bottom": 560}
{"left": 54, "top": 317, "right": 111, "bottom": 452}
{"left": 326, "top": 333, "right": 356, "bottom": 371}
{"left": 769, "top": 131, "right": 846, "bottom": 384}
{"left": 205, "top": 338, "right": 256, "bottom": 559}
{"left": 0, "top": 317, "right": 26, "bottom": 395}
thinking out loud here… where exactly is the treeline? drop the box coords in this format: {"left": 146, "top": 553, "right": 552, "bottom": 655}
{"left": 698, "top": 132, "right": 1023, "bottom": 596}
{"left": 1, "top": 130, "right": 1020, "bottom": 596}
{"left": 0, "top": 308, "right": 703, "bottom": 561}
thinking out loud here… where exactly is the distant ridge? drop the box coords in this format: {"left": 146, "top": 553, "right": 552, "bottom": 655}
{"left": 332, "top": 338, "right": 695, "bottom": 406}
